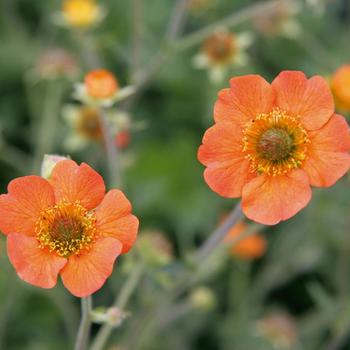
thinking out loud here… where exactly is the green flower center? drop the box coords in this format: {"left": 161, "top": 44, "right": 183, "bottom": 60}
{"left": 257, "top": 128, "right": 293, "bottom": 161}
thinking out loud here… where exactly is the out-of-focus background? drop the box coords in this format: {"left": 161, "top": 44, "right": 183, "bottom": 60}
{"left": 0, "top": 0, "right": 350, "bottom": 349}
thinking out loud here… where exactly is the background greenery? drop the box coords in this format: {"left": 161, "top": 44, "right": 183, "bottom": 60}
{"left": 0, "top": 0, "right": 350, "bottom": 349}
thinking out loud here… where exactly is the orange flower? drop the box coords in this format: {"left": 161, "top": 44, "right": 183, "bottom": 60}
{"left": 74, "top": 69, "right": 134, "bottom": 107}
{"left": 224, "top": 221, "right": 266, "bottom": 260}
{"left": 198, "top": 71, "right": 350, "bottom": 225}
{"left": 0, "top": 160, "right": 139, "bottom": 297}
{"left": 330, "top": 64, "right": 350, "bottom": 113}
{"left": 85, "top": 69, "right": 119, "bottom": 99}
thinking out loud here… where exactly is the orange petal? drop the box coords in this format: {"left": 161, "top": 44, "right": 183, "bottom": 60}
{"left": 242, "top": 169, "right": 312, "bottom": 225}
{"left": 51, "top": 160, "right": 105, "bottom": 210}
{"left": 198, "top": 122, "right": 255, "bottom": 197}
{"left": 0, "top": 176, "right": 55, "bottom": 236}
{"left": 214, "top": 75, "right": 274, "bottom": 126}
{"left": 303, "top": 114, "right": 350, "bottom": 187}
{"left": 95, "top": 190, "right": 139, "bottom": 253}
{"left": 272, "top": 71, "right": 334, "bottom": 130}
{"left": 60, "top": 237, "right": 122, "bottom": 297}
{"left": 7, "top": 233, "right": 66, "bottom": 288}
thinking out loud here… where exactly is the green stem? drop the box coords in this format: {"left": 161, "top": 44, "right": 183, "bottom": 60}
{"left": 99, "top": 108, "right": 121, "bottom": 188}
{"left": 32, "top": 80, "right": 65, "bottom": 173}
{"left": 0, "top": 274, "right": 16, "bottom": 349}
{"left": 195, "top": 202, "right": 243, "bottom": 263}
{"left": 131, "top": 0, "right": 143, "bottom": 83}
{"left": 131, "top": 0, "right": 289, "bottom": 100}
{"left": 90, "top": 264, "right": 144, "bottom": 350}
{"left": 75, "top": 31, "right": 102, "bottom": 69}
{"left": 174, "top": 0, "right": 288, "bottom": 51}
{"left": 74, "top": 296, "right": 92, "bottom": 350}
{"left": 126, "top": 202, "right": 244, "bottom": 349}
{"left": 166, "top": 0, "right": 190, "bottom": 41}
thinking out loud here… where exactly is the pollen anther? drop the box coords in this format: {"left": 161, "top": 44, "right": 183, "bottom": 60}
{"left": 242, "top": 108, "right": 310, "bottom": 176}
{"left": 35, "top": 201, "right": 97, "bottom": 257}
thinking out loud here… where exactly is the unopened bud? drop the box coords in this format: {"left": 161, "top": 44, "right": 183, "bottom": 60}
{"left": 91, "top": 307, "right": 127, "bottom": 328}
{"left": 41, "top": 154, "right": 69, "bottom": 179}
{"left": 190, "top": 287, "right": 216, "bottom": 311}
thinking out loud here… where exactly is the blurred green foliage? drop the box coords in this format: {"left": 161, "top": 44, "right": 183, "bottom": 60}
{"left": 0, "top": 0, "right": 350, "bottom": 349}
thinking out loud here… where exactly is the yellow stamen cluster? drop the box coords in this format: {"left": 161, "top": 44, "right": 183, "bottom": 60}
{"left": 242, "top": 108, "right": 310, "bottom": 176}
{"left": 36, "top": 202, "right": 96, "bottom": 257}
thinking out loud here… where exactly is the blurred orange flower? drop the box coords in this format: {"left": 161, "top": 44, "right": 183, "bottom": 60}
{"left": 330, "top": 64, "right": 350, "bottom": 113}
{"left": 0, "top": 160, "right": 139, "bottom": 297}
{"left": 85, "top": 69, "right": 119, "bottom": 99}
{"left": 74, "top": 69, "right": 134, "bottom": 107}
{"left": 224, "top": 221, "right": 266, "bottom": 260}
{"left": 198, "top": 71, "right": 350, "bottom": 225}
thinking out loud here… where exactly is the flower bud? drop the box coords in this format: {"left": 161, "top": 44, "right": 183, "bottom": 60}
{"left": 189, "top": 287, "right": 216, "bottom": 311}
{"left": 136, "top": 230, "right": 174, "bottom": 267}
{"left": 91, "top": 307, "right": 127, "bottom": 328}
{"left": 41, "top": 154, "right": 69, "bottom": 179}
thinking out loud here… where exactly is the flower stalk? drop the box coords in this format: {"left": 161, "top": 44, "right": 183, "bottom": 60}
{"left": 90, "top": 263, "right": 144, "bottom": 350}
{"left": 32, "top": 80, "right": 65, "bottom": 173}
{"left": 75, "top": 296, "right": 92, "bottom": 350}
{"left": 195, "top": 202, "right": 243, "bottom": 263}
{"left": 99, "top": 108, "right": 122, "bottom": 188}
{"left": 124, "top": 202, "right": 245, "bottom": 349}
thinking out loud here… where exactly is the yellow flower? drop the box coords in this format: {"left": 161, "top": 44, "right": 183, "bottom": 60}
{"left": 60, "top": 0, "right": 104, "bottom": 29}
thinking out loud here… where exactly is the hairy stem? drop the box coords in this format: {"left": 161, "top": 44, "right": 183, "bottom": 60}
{"left": 90, "top": 264, "right": 144, "bottom": 350}
{"left": 195, "top": 202, "right": 243, "bottom": 263}
{"left": 74, "top": 296, "right": 92, "bottom": 350}
{"left": 32, "top": 80, "right": 65, "bottom": 173}
{"left": 166, "top": 0, "right": 190, "bottom": 41}
{"left": 126, "top": 202, "right": 244, "bottom": 349}
{"left": 99, "top": 108, "right": 121, "bottom": 188}
{"left": 131, "top": 0, "right": 143, "bottom": 83}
